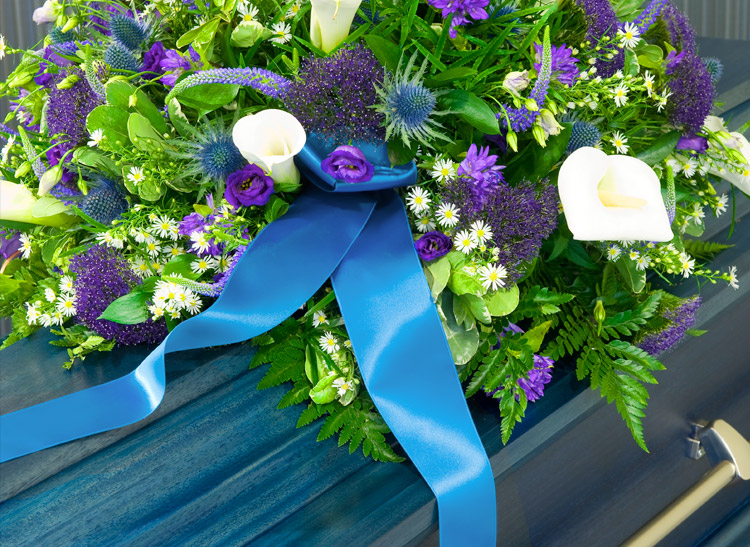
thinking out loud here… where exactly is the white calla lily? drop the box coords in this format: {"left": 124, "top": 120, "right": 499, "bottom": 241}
{"left": 558, "top": 147, "right": 673, "bottom": 242}
{"left": 310, "top": 0, "right": 362, "bottom": 53}
{"left": 0, "top": 180, "right": 70, "bottom": 227}
{"left": 232, "top": 109, "right": 306, "bottom": 188}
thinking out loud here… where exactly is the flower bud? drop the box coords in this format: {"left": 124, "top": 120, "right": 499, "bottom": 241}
{"left": 56, "top": 74, "right": 80, "bottom": 89}
{"left": 524, "top": 98, "right": 539, "bottom": 111}
{"left": 532, "top": 124, "right": 547, "bottom": 148}
{"left": 502, "top": 70, "right": 530, "bottom": 97}
{"left": 62, "top": 17, "right": 79, "bottom": 33}
{"left": 506, "top": 130, "right": 518, "bottom": 152}
{"left": 39, "top": 164, "right": 63, "bottom": 195}
{"left": 538, "top": 109, "right": 563, "bottom": 136}
{"left": 594, "top": 300, "right": 606, "bottom": 335}
{"left": 14, "top": 162, "right": 31, "bottom": 178}
{"left": 32, "top": 0, "right": 62, "bottom": 25}
{"left": 128, "top": 94, "right": 138, "bottom": 108}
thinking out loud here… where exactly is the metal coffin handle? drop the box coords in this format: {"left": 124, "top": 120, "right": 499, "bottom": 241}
{"left": 622, "top": 420, "right": 750, "bottom": 547}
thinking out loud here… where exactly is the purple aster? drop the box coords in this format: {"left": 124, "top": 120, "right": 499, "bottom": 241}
{"left": 283, "top": 44, "right": 385, "bottom": 144}
{"left": 666, "top": 52, "right": 714, "bottom": 133}
{"left": 415, "top": 231, "right": 452, "bottom": 261}
{"left": 534, "top": 42, "right": 579, "bottom": 86}
{"left": 321, "top": 145, "right": 374, "bottom": 183}
{"left": 639, "top": 295, "right": 701, "bottom": 355}
{"left": 428, "top": 0, "right": 490, "bottom": 38}
{"left": 70, "top": 245, "right": 167, "bottom": 345}
{"left": 574, "top": 0, "right": 624, "bottom": 77}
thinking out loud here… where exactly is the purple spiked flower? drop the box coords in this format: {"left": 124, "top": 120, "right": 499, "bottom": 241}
{"left": 534, "top": 42, "right": 580, "bottom": 86}
{"left": 666, "top": 52, "right": 714, "bottom": 133}
{"left": 633, "top": 0, "right": 669, "bottom": 33}
{"left": 574, "top": 0, "right": 624, "bottom": 77}
{"left": 167, "top": 67, "right": 291, "bottom": 100}
{"left": 639, "top": 296, "right": 701, "bottom": 355}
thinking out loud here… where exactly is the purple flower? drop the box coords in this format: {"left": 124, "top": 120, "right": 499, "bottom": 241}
{"left": 70, "top": 246, "right": 167, "bottom": 346}
{"left": 47, "top": 69, "right": 103, "bottom": 157}
{"left": 0, "top": 229, "right": 22, "bottom": 261}
{"left": 662, "top": 2, "right": 697, "bottom": 54}
{"left": 640, "top": 296, "right": 701, "bottom": 355}
{"left": 321, "top": 145, "right": 374, "bottom": 183}
{"left": 142, "top": 41, "right": 167, "bottom": 78}
{"left": 160, "top": 49, "right": 191, "bottom": 86}
{"left": 457, "top": 144, "right": 505, "bottom": 204}
{"left": 225, "top": 164, "right": 275, "bottom": 208}
{"left": 428, "top": 0, "right": 490, "bottom": 38}
{"left": 665, "top": 49, "right": 686, "bottom": 74}
{"left": 574, "top": 0, "right": 624, "bottom": 77}
{"left": 534, "top": 42, "right": 579, "bottom": 86}
{"left": 178, "top": 212, "right": 210, "bottom": 237}
{"left": 676, "top": 134, "right": 709, "bottom": 154}
{"left": 519, "top": 355, "right": 554, "bottom": 402}
{"left": 633, "top": 0, "right": 669, "bottom": 33}
{"left": 415, "top": 231, "right": 452, "bottom": 261}
{"left": 666, "top": 52, "right": 715, "bottom": 133}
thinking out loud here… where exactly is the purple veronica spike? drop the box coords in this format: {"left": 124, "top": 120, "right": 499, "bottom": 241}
{"left": 639, "top": 296, "right": 701, "bottom": 355}
{"left": 497, "top": 27, "right": 551, "bottom": 132}
{"left": 165, "top": 67, "right": 291, "bottom": 103}
{"left": 633, "top": 0, "right": 668, "bottom": 33}
{"left": 165, "top": 246, "right": 247, "bottom": 297}
{"left": 0, "top": 123, "right": 19, "bottom": 141}
{"left": 17, "top": 127, "right": 46, "bottom": 179}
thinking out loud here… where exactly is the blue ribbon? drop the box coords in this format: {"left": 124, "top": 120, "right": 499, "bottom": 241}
{"left": 0, "top": 148, "right": 496, "bottom": 546}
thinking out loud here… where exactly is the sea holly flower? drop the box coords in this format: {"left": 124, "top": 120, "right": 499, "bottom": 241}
{"left": 232, "top": 109, "right": 306, "bottom": 188}
{"left": 309, "top": 0, "right": 362, "bottom": 53}
{"left": 321, "top": 145, "right": 374, "bottom": 183}
{"left": 225, "top": 164, "right": 275, "bottom": 208}
{"left": 557, "top": 147, "right": 673, "bottom": 242}
{"left": 414, "top": 231, "right": 452, "bottom": 261}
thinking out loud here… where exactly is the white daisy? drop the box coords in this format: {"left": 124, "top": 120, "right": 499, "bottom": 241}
{"left": 431, "top": 158, "right": 456, "bottom": 182}
{"left": 191, "top": 257, "right": 217, "bottom": 274}
{"left": 237, "top": 2, "right": 260, "bottom": 22}
{"left": 606, "top": 244, "right": 622, "bottom": 261}
{"left": 164, "top": 245, "right": 185, "bottom": 257}
{"left": 56, "top": 294, "right": 77, "bottom": 317}
{"left": 39, "top": 313, "right": 54, "bottom": 327}
{"left": 611, "top": 131, "right": 629, "bottom": 154}
{"left": 612, "top": 84, "right": 629, "bottom": 108}
{"left": 149, "top": 304, "right": 165, "bottom": 320}
{"left": 319, "top": 331, "right": 340, "bottom": 354}
{"left": 190, "top": 231, "right": 211, "bottom": 254}
{"left": 127, "top": 166, "right": 146, "bottom": 186}
{"left": 727, "top": 265, "right": 739, "bottom": 290}
{"left": 406, "top": 187, "right": 431, "bottom": 213}
{"left": 150, "top": 261, "right": 164, "bottom": 274}
{"left": 477, "top": 263, "right": 507, "bottom": 291}
{"left": 681, "top": 157, "right": 697, "bottom": 177}
{"left": 618, "top": 21, "right": 641, "bottom": 48}
{"left": 44, "top": 287, "right": 56, "bottom": 303}
{"left": 88, "top": 128, "right": 105, "bottom": 148}
{"left": 436, "top": 202, "right": 460, "bottom": 227}
{"left": 184, "top": 294, "right": 202, "bottom": 315}
{"left": 59, "top": 275, "right": 75, "bottom": 293}
{"left": 656, "top": 91, "right": 671, "bottom": 112}
{"left": 285, "top": 0, "right": 302, "bottom": 19}
{"left": 679, "top": 252, "right": 695, "bottom": 278}
{"left": 19, "top": 233, "right": 32, "bottom": 259}
{"left": 416, "top": 216, "right": 436, "bottom": 233}
{"left": 144, "top": 240, "right": 162, "bottom": 256}
{"left": 343, "top": 339, "right": 352, "bottom": 349}
{"left": 270, "top": 21, "right": 291, "bottom": 44}
{"left": 332, "top": 377, "right": 354, "bottom": 397}
{"left": 134, "top": 229, "right": 152, "bottom": 244}
{"left": 635, "top": 255, "right": 649, "bottom": 271}
{"left": 643, "top": 71, "right": 655, "bottom": 97}
{"left": 0, "top": 35, "right": 6, "bottom": 60}
{"left": 469, "top": 220, "right": 493, "bottom": 244}
{"left": 132, "top": 258, "right": 150, "bottom": 277}
{"left": 151, "top": 216, "right": 178, "bottom": 239}
{"left": 312, "top": 310, "right": 328, "bottom": 327}
{"left": 715, "top": 194, "right": 728, "bottom": 216}
{"left": 628, "top": 249, "right": 640, "bottom": 261}
{"left": 50, "top": 310, "right": 64, "bottom": 326}
{"left": 26, "top": 302, "right": 41, "bottom": 324}
{"left": 1, "top": 135, "right": 16, "bottom": 163}
{"left": 453, "top": 230, "right": 477, "bottom": 254}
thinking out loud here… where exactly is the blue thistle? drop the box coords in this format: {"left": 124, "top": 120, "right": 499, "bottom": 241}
{"left": 702, "top": 57, "right": 723, "bottom": 84}
{"left": 104, "top": 42, "right": 141, "bottom": 73}
{"left": 81, "top": 179, "right": 129, "bottom": 225}
{"left": 566, "top": 121, "right": 601, "bottom": 154}
{"left": 49, "top": 27, "right": 75, "bottom": 44}
{"left": 171, "top": 120, "right": 246, "bottom": 188}
{"left": 109, "top": 14, "right": 149, "bottom": 50}
{"left": 374, "top": 53, "right": 447, "bottom": 148}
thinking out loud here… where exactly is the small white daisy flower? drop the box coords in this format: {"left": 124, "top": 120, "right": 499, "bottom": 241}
{"left": 19, "top": 233, "right": 32, "bottom": 259}
{"left": 237, "top": 2, "right": 260, "bottom": 22}
{"left": 59, "top": 275, "right": 75, "bottom": 293}
{"left": 612, "top": 84, "right": 629, "bottom": 108}
{"left": 151, "top": 216, "right": 178, "bottom": 239}
{"left": 679, "top": 252, "right": 695, "bottom": 278}
{"left": 406, "top": 187, "right": 432, "bottom": 213}
{"left": 319, "top": 331, "right": 340, "bottom": 354}
{"left": 145, "top": 240, "right": 162, "bottom": 256}
{"left": 656, "top": 91, "right": 671, "bottom": 112}
{"left": 127, "top": 166, "right": 146, "bottom": 186}
{"left": 436, "top": 202, "right": 460, "bottom": 227}
{"left": 332, "top": 377, "right": 354, "bottom": 397}
{"left": 312, "top": 310, "right": 328, "bottom": 327}
{"left": 611, "top": 131, "right": 629, "bottom": 154}
{"left": 643, "top": 71, "right": 655, "bottom": 97}
{"left": 469, "top": 220, "right": 493, "bottom": 244}
{"left": 184, "top": 294, "right": 202, "bottom": 314}
{"left": 0, "top": 35, "right": 7, "bottom": 60}
{"left": 715, "top": 194, "right": 728, "bottom": 216}
{"left": 681, "top": 157, "right": 697, "bottom": 177}
{"left": 628, "top": 249, "right": 640, "bottom": 261}
{"left": 285, "top": 0, "right": 302, "bottom": 19}
{"left": 44, "top": 287, "right": 56, "bottom": 303}
{"left": 618, "top": 21, "right": 641, "bottom": 48}
{"left": 478, "top": 263, "right": 507, "bottom": 291}
{"left": 635, "top": 255, "right": 649, "bottom": 271}
{"left": 151, "top": 261, "right": 164, "bottom": 274}
{"left": 606, "top": 244, "right": 622, "bottom": 261}
{"left": 431, "top": 158, "right": 456, "bottom": 182}
{"left": 270, "top": 21, "right": 291, "bottom": 44}
{"left": 164, "top": 245, "right": 185, "bottom": 257}
{"left": 191, "top": 257, "right": 217, "bottom": 274}
{"left": 132, "top": 258, "right": 150, "bottom": 278}
{"left": 727, "top": 265, "right": 739, "bottom": 290}
{"left": 134, "top": 229, "right": 153, "bottom": 244}
{"left": 26, "top": 302, "right": 41, "bottom": 324}
{"left": 416, "top": 216, "right": 436, "bottom": 233}
{"left": 190, "top": 231, "right": 211, "bottom": 254}
{"left": 454, "top": 230, "right": 478, "bottom": 254}
{"left": 149, "top": 304, "right": 165, "bottom": 320}
{"left": 57, "top": 294, "right": 77, "bottom": 317}
{"left": 88, "top": 128, "right": 105, "bottom": 148}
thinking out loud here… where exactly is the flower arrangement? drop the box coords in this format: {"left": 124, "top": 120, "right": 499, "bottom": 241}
{"left": 0, "top": 0, "right": 747, "bottom": 477}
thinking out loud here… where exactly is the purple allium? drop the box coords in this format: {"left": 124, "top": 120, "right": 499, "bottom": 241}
{"left": 321, "top": 145, "right": 374, "bottom": 183}
{"left": 283, "top": 44, "right": 385, "bottom": 144}
{"left": 661, "top": 2, "right": 696, "bottom": 54}
{"left": 676, "top": 134, "right": 709, "bottom": 154}
{"left": 35, "top": 46, "right": 73, "bottom": 87}
{"left": 574, "top": 0, "right": 624, "bottom": 77}
{"left": 428, "top": 0, "right": 490, "bottom": 38}
{"left": 225, "top": 164, "right": 275, "bottom": 208}
{"left": 666, "top": 52, "right": 715, "bottom": 134}
{"left": 415, "top": 231, "right": 452, "bottom": 261}
{"left": 46, "top": 68, "right": 104, "bottom": 157}
{"left": 639, "top": 295, "right": 701, "bottom": 355}
{"left": 70, "top": 245, "right": 167, "bottom": 345}
{"left": 0, "top": 229, "right": 22, "bottom": 261}
{"left": 443, "top": 178, "right": 559, "bottom": 281}
{"left": 534, "top": 42, "right": 580, "bottom": 86}
{"left": 142, "top": 41, "right": 167, "bottom": 78}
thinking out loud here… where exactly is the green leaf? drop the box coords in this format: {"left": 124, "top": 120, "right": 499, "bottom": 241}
{"left": 683, "top": 239, "right": 733, "bottom": 261}
{"left": 426, "top": 255, "right": 451, "bottom": 299}
{"left": 564, "top": 240, "right": 598, "bottom": 270}
{"left": 459, "top": 293, "right": 492, "bottom": 325}
{"left": 452, "top": 294, "right": 474, "bottom": 329}
{"left": 684, "top": 221, "right": 705, "bottom": 237}
{"left": 442, "top": 89, "right": 499, "bottom": 135}
{"left": 106, "top": 80, "right": 168, "bottom": 134}
{"left": 137, "top": 177, "right": 165, "bottom": 202}
{"left": 0, "top": 274, "right": 21, "bottom": 297}
{"left": 364, "top": 34, "right": 400, "bottom": 72}
{"left": 127, "top": 112, "right": 166, "bottom": 152}
{"left": 175, "top": 82, "right": 240, "bottom": 115}
{"left": 73, "top": 148, "right": 119, "bottom": 177}
{"left": 168, "top": 98, "right": 193, "bottom": 138}
{"left": 426, "top": 67, "right": 477, "bottom": 85}
{"left": 522, "top": 320, "right": 552, "bottom": 353}
{"left": 86, "top": 105, "right": 130, "bottom": 148}
{"left": 636, "top": 131, "right": 681, "bottom": 166}
{"left": 615, "top": 257, "right": 647, "bottom": 293}
{"left": 439, "top": 293, "right": 480, "bottom": 365}
{"left": 162, "top": 253, "right": 201, "bottom": 280}
{"left": 264, "top": 195, "right": 289, "bottom": 223}
{"left": 484, "top": 285, "right": 519, "bottom": 316}
{"left": 447, "top": 269, "right": 483, "bottom": 296}
{"left": 387, "top": 138, "right": 418, "bottom": 167}
{"left": 32, "top": 196, "right": 69, "bottom": 219}
{"left": 504, "top": 124, "right": 572, "bottom": 183}
{"left": 194, "top": 204, "right": 213, "bottom": 217}
{"left": 98, "top": 288, "right": 151, "bottom": 324}
{"left": 176, "top": 16, "right": 221, "bottom": 48}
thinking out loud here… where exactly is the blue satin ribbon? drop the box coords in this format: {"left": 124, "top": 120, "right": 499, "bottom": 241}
{"left": 0, "top": 156, "right": 496, "bottom": 546}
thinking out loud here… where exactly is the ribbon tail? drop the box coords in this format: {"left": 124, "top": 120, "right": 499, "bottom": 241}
{"left": 331, "top": 190, "right": 497, "bottom": 546}
{"left": 0, "top": 189, "right": 378, "bottom": 462}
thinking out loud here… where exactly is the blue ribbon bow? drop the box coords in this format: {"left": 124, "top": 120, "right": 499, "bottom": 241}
{"left": 0, "top": 143, "right": 496, "bottom": 546}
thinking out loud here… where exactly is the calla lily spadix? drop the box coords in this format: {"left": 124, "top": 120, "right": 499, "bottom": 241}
{"left": 558, "top": 147, "right": 673, "bottom": 242}
{"left": 0, "top": 180, "right": 71, "bottom": 227}
{"left": 310, "top": 0, "right": 362, "bottom": 53}
{"left": 232, "top": 109, "right": 306, "bottom": 188}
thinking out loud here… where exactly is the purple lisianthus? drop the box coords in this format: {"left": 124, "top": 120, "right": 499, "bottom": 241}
{"left": 534, "top": 42, "right": 579, "bottom": 86}
{"left": 142, "top": 41, "right": 167, "bottom": 79}
{"left": 676, "top": 134, "right": 709, "bottom": 154}
{"left": 0, "top": 229, "right": 22, "bottom": 261}
{"left": 321, "top": 145, "right": 374, "bottom": 183}
{"left": 415, "top": 231, "right": 452, "bottom": 261}
{"left": 225, "top": 164, "right": 275, "bottom": 208}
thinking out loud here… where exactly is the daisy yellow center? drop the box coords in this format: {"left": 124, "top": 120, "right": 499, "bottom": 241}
{"left": 462, "top": 239, "right": 471, "bottom": 246}
{"left": 616, "top": 90, "right": 624, "bottom": 97}
{"left": 139, "top": 264, "right": 148, "bottom": 271}
{"left": 476, "top": 229, "right": 485, "bottom": 238}
{"left": 444, "top": 211, "right": 453, "bottom": 218}
{"left": 171, "top": 249, "right": 180, "bottom": 255}
{"left": 414, "top": 196, "right": 423, "bottom": 204}
{"left": 625, "top": 31, "right": 633, "bottom": 40}
{"left": 615, "top": 139, "right": 623, "bottom": 147}
{"left": 327, "top": 339, "right": 335, "bottom": 346}
{"left": 743, "top": 169, "right": 749, "bottom": 176}
{"left": 199, "top": 261, "right": 208, "bottom": 268}
{"left": 440, "top": 168, "right": 450, "bottom": 176}
{"left": 64, "top": 301, "right": 73, "bottom": 308}
{"left": 421, "top": 218, "right": 429, "bottom": 224}
{"left": 243, "top": 14, "right": 254, "bottom": 21}
{"left": 488, "top": 272, "right": 498, "bottom": 280}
